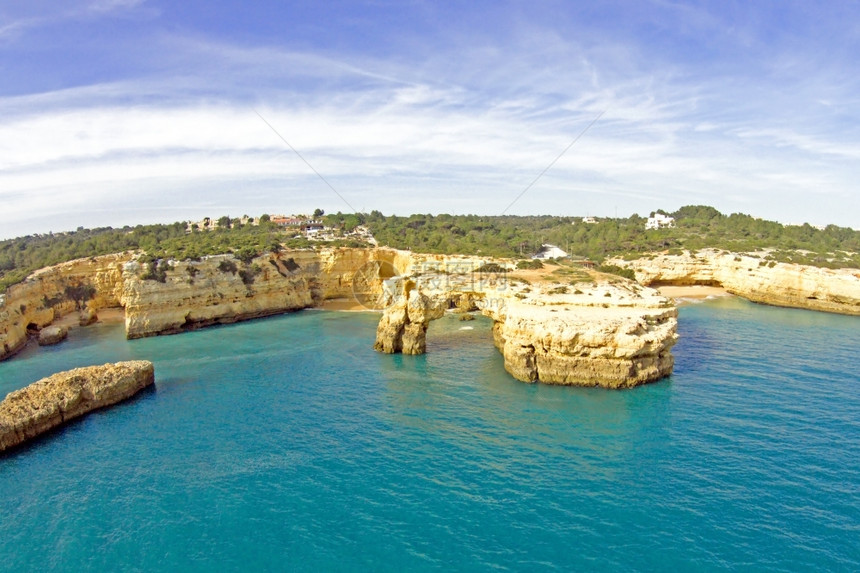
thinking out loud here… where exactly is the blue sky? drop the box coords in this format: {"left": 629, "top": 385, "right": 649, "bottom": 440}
{"left": 1, "top": 0, "right": 859, "bottom": 238}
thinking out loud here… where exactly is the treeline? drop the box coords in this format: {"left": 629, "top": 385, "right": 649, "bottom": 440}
{"left": 365, "top": 206, "right": 860, "bottom": 267}
{"left": 0, "top": 216, "right": 368, "bottom": 293}
{"left": 2, "top": 206, "right": 858, "bottom": 293}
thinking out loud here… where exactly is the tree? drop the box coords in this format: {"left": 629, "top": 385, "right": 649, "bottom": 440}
{"left": 217, "top": 216, "right": 231, "bottom": 229}
{"left": 313, "top": 208, "right": 325, "bottom": 218}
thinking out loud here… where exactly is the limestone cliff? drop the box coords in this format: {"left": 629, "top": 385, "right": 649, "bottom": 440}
{"left": 120, "top": 248, "right": 414, "bottom": 339}
{"left": 0, "top": 361, "right": 154, "bottom": 453}
{"left": 609, "top": 249, "right": 860, "bottom": 316}
{"left": 0, "top": 253, "right": 131, "bottom": 360}
{"left": 374, "top": 265, "right": 678, "bottom": 388}
{"left": 1, "top": 248, "right": 679, "bottom": 388}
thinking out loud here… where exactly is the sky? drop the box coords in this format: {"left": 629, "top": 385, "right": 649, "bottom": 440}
{"left": 1, "top": 0, "right": 859, "bottom": 238}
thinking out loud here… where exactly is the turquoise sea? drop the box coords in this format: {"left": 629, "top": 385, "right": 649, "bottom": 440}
{"left": 0, "top": 297, "right": 858, "bottom": 572}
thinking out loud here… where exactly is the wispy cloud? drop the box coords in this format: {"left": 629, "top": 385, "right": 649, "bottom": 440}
{"left": 1, "top": 1, "right": 859, "bottom": 238}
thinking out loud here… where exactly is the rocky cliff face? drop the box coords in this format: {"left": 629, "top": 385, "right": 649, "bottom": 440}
{"left": 0, "top": 253, "right": 131, "bottom": 360}
{"left": 120, "top": 248, "right": 414, "bottom": 339}
{"left": 373, "top": 265, "right": 678, "bottom": 388}
{"left": 373, "top": 279, "right": 448, "bottom": 354}
{"left": 484, "top": 295, "right": 677, "bottom": 389}
{"left": 609, "top": 249, "right": 860, "bottom": 316}
{"left": 0, "top": 248, "right": 414, "bottom": 355}
{"left": 1, "top": 248, "right": 679, "bottom": 388}
{"left": 0, "top": 360, "right": 154, "bottom": 453}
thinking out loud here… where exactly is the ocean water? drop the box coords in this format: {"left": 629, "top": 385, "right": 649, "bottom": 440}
{"left": 0, "top": 298, "right": 858, "bottom": 572}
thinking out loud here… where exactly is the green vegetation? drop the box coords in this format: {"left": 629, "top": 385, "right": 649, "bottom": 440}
{"left": 0, "top": 217, "right": 369, "bottom": 294}
{"left": 365, "top": 207, "right": 860, "bottom": 268}
{"left": 516, "top": 259, "right": 544, "bottom": 270}
{"left": 596, "top": 264, "right": 637, "bottom": 281}
{"left": 1, "top": 205, "right": 857, "bottom": 294}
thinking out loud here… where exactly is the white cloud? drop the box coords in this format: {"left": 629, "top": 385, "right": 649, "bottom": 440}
{"left": 1, "top": 13, "right": 859, "bottom": 238}
{"left": 87, "top": 0, "right": 145, "bottom": 13}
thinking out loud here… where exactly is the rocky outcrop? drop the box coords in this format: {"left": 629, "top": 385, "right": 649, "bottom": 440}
{"left": 37, "top": 326, "right": 68, "bottom": 346}
{"left": 79, "top": 309, "right": 98, "bottom": 326}
{"left": 484, "top": 298, "right": 677, "bottom": 388}
{"left": 0, "top": 249, "right": 413, "bottom": 356}
{"left": 609, "top": 249, "right": 860, "bottom": 316}
{"left": 373, "top": 280, "right": 447, "bottom": 354}
{"left": 374, "top": 265, "right": 679, "bottom": 388}
{"left": 0, "top": 361, "right": 155, "bottom": 453}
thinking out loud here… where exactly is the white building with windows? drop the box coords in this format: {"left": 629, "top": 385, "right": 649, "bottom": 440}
{"left": 646, "top": 213, "right": 675, "bottom": 230}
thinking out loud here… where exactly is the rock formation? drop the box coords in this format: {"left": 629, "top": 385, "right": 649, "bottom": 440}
{"left": 0, "top": 360, "right": 155, "bottom": 453}
{"left": 0, "top": 247, "right": 679, "bottom": 387}
{"left": 374, "top": 266, "right": 679, "bottom": 388}
{"left": 609, "top": 249, "right": 860, "bottom": 316}
{"left": 373, "top": 279, "right": 447, "bottom": 354}
{"left": 0, "top": 253, "right": 130, "bottom": 361}
{"left": 37, "top": 326, "right": 68, "bottom": 346}
{"left": 4, "top": 244, "right": 854, "bottom": 387}
{"left": 119, "top": 248, "right": 414, "bottom": 339}
{"left": 0, "top": 249, "right": 413, "bottom": 357}
{"left": 79, "top": 309, "right": 98, "bottom": 326}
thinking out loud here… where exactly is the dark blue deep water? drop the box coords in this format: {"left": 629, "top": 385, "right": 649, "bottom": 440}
{"left": 1, "top": 298, "right": 858, "bottom": 571}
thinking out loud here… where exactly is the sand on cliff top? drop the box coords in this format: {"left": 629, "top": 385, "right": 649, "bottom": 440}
{"left": 656, "top": 285, "right": 731, "bottom": 299}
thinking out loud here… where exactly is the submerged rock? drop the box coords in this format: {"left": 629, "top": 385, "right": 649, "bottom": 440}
{"left": 0, "top": 360, "right": 155, "bottom": 453}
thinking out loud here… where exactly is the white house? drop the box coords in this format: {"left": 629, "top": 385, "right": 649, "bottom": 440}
{"left": 646, "top": 213, "right": 675, "bottom": 230}
{"left": 532, "top": 244, "right": 568, "bottom": 260}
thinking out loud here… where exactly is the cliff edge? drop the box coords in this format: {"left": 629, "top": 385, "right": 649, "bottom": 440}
{"left": 609, "top": 249, "right": 860, "bottom": 316}
{"left": 0, "top": 360, "right": 155, "bottom": 453}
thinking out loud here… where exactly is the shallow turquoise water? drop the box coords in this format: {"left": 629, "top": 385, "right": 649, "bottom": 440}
{"left": 0, "top": 298, "right": 858, "bottom": 572}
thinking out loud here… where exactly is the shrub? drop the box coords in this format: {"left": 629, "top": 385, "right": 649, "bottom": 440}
{"left": 596, "top": 264, "right": 636, "bottom": 281}
{"left": 218, "top": 260, "right": 238, "bottom": 274}
{"left": 238, "top": 264, "right": 261, "bottom": 285}
{"left": 235, "top": 247, "right": 257, "bottom": 265}
{"left": 516, "top": 259, "right": 544, "bottom": 270}
{"left": 141, "top": 260, "right": 168, "bottom": 282}
{"left": 476, "top": 262, "right": 506, "bottom": 273}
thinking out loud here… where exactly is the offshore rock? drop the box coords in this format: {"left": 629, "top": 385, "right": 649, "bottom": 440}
{"left": 0, "top": 360, "right": 155, "bottom": 453}
{"left": 374, "top": 264, "right": 679, "bottom": 388}
{"left": 37, "top": 326, "right": 68, "bottom": 346}
{"left": 374, "top": 280, "right": 447, "bottom": 354}
{"left": 484, "top": 299, "right": 677, "bottom": 388}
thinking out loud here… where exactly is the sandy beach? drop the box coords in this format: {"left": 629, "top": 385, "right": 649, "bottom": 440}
{"left": 53, "top": 307, "right": 126, "bottom": 329}
{"left": 320, "top": 298, "right": 373, "bottom": 312}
